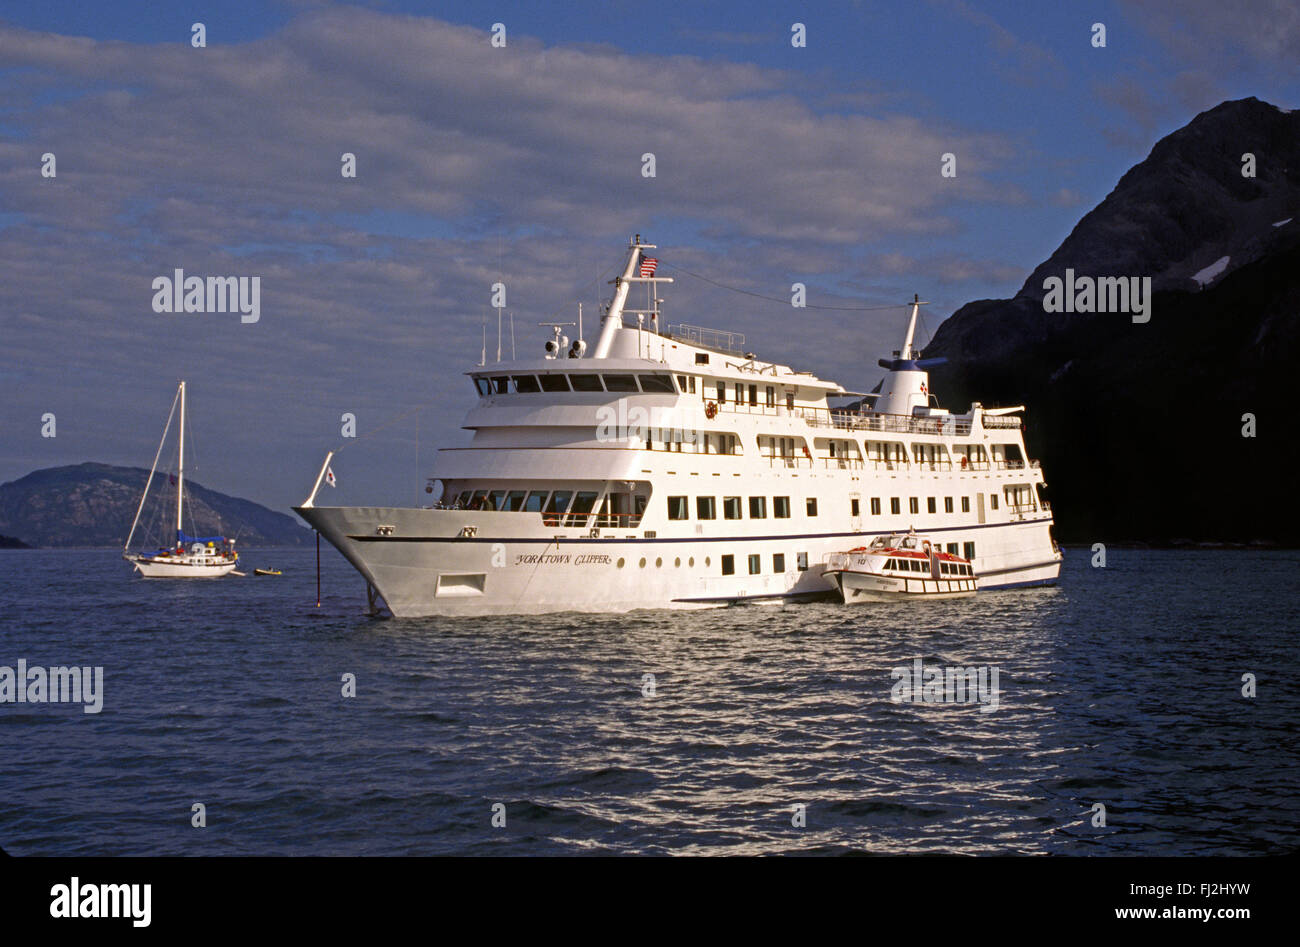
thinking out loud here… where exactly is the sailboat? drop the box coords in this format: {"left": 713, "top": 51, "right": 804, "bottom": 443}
{"left": 123, "top": 381, "right": 239, "bottom": 578}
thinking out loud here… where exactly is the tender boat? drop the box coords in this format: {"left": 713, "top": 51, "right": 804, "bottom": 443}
{"left": 123, "top": 381, "right": 239, "bottom": 579}
{"left": 254, "top": 568, "right": 282, "bottom": 576}
{"left": 822, "top": 531, "right": 977, "bottom": 602}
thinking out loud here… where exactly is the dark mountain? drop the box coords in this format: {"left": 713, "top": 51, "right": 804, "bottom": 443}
{"left": 925, "top": 97, "right": 1300, "bottom": 545}
{"left": 0, "top": 535, "right": 32, "bottom": 549}
{"left": 0, "top": 463, "right": 310, "bottom": 548}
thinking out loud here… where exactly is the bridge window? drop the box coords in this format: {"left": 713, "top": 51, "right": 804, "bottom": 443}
{"left": 539, "top": 374, "right": 571, "bottom": 392}
{"left": 493, "top": 377, "right": 509, "bottom": 394}
{"left": 639, "top": 374, "right": 676, "bottom": 393}
{"left": 512, "top": 375, "right": 541, "bottom": 393}
{"left": 570, "top": 374, "right": 604, "bottom": 392}
{"left": 543, "top": 491, "right": 573, "bottom": 525}
{"left": 523, "top": 491, "right": 548, "bottom": 513}
{"left": 504, "top": 490, "right": 527, "bottom": 511}
{"left": 604, "top": 375, "right": 639, "bottom": 392}
{"left": 474, "top": 377, "right": 491, "bottom": 396}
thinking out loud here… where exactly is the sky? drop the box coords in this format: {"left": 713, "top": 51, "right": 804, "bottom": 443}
{"left": 2, "top": 0, "right": 1298, "bottom": 515}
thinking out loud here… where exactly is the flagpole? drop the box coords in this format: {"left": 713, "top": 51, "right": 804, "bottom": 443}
{"left": 315, "top": 530, "right": 321, "bottom": 608}
{"left": 301, "top": 450, "right": 335, "bottom": 509}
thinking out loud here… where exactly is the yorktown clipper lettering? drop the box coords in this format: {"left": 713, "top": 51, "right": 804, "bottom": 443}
{"left": 151, "top": 268, "right": 261, "bottom": 323}
{"left": 0, "top": 660, "right": 103, "bottom": 713}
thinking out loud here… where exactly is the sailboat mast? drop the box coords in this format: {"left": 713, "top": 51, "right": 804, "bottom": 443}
{"left": 176, "top": 380, "right": 185, "bottom": 540}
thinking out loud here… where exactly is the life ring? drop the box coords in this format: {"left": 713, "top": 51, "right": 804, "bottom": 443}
{"left": 705, "top": 401, "right": 718, "bottom": 419}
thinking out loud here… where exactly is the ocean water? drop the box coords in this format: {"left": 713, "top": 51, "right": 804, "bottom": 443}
{"left": 1, "top": 546, "right": 1297, "bottom": 856}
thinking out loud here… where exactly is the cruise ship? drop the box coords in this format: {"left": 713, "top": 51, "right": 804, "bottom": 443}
{"left": 296, "top": 236, "right": 1061, "bottom": 616}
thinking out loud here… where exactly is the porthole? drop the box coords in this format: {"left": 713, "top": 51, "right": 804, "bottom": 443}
{"left": 655, "top": 557, "right": 663, "bottom": 567}
{"left": 689, "top": 557, "right": 695, "bottom": 567}
{"left": 705, "top": 556, "right": 711, "bottom": 567}
{"left": 674, "top": 557, "right": 681, "bottom": 567}
{"left": 639, "top": 557, "right": 647, "bottom": 568}
{"left": 617, "top": 558, "right": 625, "bottom": 568}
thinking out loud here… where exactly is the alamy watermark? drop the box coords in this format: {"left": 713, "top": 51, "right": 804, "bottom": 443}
{"left": 151, "top": 269, "right": 260, "bottom": 323}
{"left": 890, "top": 657, "right": 1000, "bottom": 713}
{"left": 1042, "top": 269, "right": 1151, "bottom": 323}
{"left": 1, "top": 660, "right": 103, "bottom": 713}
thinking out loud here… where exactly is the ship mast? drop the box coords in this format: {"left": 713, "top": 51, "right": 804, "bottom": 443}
{"left": 900, "top": 294, "right": 921, "bottom": 359}
{"left": 176, "top": 380, "right": 185, "bottom": 541}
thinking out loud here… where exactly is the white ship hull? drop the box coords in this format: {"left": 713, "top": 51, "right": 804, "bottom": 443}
{"left": 126, "top": 555, "right": 238, "bottom": 578}
{"left": 296, "top": 503, "right": 1059, "bottom": 617}
{"left": 823, "top": 570, "right": 977, "bottom": 602}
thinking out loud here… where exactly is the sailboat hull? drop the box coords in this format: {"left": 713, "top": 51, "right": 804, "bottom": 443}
{"left": 126, "top": 555, "right": 237, "bottom": 578}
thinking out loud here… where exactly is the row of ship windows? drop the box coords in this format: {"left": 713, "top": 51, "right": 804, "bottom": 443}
{"left": 885, "top": 557, "right": 975, "bottom": 576}
{"left": 669, "top": 494, "right": 1000, "bottom": 519}
{"left": 609, "top": 545, "right": 979, "bottom": 576}
{"left": 473, "top": 371, "right": 796, "bottom": 409}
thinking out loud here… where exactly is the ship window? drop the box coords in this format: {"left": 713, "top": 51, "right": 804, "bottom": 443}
{"left": 696, "top": 353, "right": 709, "bottom": 365}
{"left": 539, "top": 374, "right": 571, "bottom": 392}
{"left": 909, "top": 497, "right": 919, "bottom": 515}
{"left": 493, "top": 377, "right": 509, "bottom": 394}
{"left": 870, "top": 497, "right": 881, "bottom": 516}
{"left": 523, "top": 491, "right": 549, "bottom": 513}
{"left": 512, "top": 375, "right": 541, "bottom": 393}
{"left": 963, "top": 542, "right": 976, "bottom": 560}
{"left": 885, "top": 559, "right": 896, "bottom": 570}
{"left": 696, "top": 496, "right": 716, "bottom": 520}
{"left": 927, "top": 497, "right": 937, "bottom": 514}
{"left": 565, "top": 491, "right": 598, "bottom": 525}
{"left": 991, "top": 494, "right": 999, "bottom": 510}
{"left": 734, "top": 382, "right": 743, "bottom": 403}
{"left": 748, "top": 554, "right": 761, "bottom": 575}
{"left": 961, "top": 496, "right": 970, "bottom": 513}
{"left": 749, "top": 384, "right": 758, "bottom": 406}
{"left": 773, "top": 496, "right": 791, "bottom": 518}
{"left": 723, "top": 496, "right": 742, "bottom": 520}
{"left": 570, "top": 374, "right": 604, "bottom": 391}
{"left": 454, "top": 491, "right": 471, "bottom": 507}
{"left": 667, "top": 496, "right": 689, "bottom": 520}
{"left": 504, "top": 490, "right": 527, "bottom": 511}
{"left": 604, "top": 374, "right": 639, "bottom": 392}
{"left": 851, "top": 498, "right": 860, "bottom": 517}
{"left": 797, "top": 552, "right": 808, "bottom": 571}
{"left": 469, "top": 489, "right": 489, "bottom": 509}
{"left": 945, "top": 497, "right": 954, "bottom": 513}
{"left": 474, "top": 377, "right": 491, "bottom": 396}
{"left": 716, "top": 382, "right": 726, "bottom": 403}
{"left": 806, "top": 498, "right": 818, "bottom": 516}
{"left": 890, "top": 498, "right": 901, "bottom": 515}
{"left": 749, "top": 497, "right": 767, "bottom": 519}
{"left": 486, "top": 490, "right": 506, "bottom": 510}
{"left": 947, "top": 543, "right": 959, "bottom": 555}
{"left": 766, "top": 386, "right": 775, "bottom": 407}
{"left": 786, "top": 391, "right": 795, "bottom": 410}
{"left": 773, "top": 553, "right": 785, "bottom": 572}
{"left": 639, "top": 374, "right": 676, "bottom": 393}
{"left": 721, "top": 555, "right": 735, "bottom": 575}
{"left": 543, "top": 491, "right": 573, "bottom": 525}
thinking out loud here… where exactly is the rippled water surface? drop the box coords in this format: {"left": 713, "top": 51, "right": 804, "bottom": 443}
{"left": 2, "top": 547, "right": 1297, "bottom": 855}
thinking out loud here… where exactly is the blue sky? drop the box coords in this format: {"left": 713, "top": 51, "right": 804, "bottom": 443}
{"left": 2, "top": 0, "right": 1298, "bottom": 517}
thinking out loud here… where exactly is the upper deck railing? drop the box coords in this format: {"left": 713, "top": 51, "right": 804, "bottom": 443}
{"left": 666, "top": 323, "right": 747, "bottom": 355}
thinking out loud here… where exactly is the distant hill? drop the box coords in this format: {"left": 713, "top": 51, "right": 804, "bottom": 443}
{"left": 0, "top": 463, "right": 310, "bottom": 548}
{"left": 925, "top": 98, "right": 1300, "bottom": 545}
{"left": 0, "top": 535, "right": 32, "bottom": 549}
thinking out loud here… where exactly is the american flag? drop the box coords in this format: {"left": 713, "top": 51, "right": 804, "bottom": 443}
{"left": 639, "top": 257, "right": 658, "bottom": 278}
